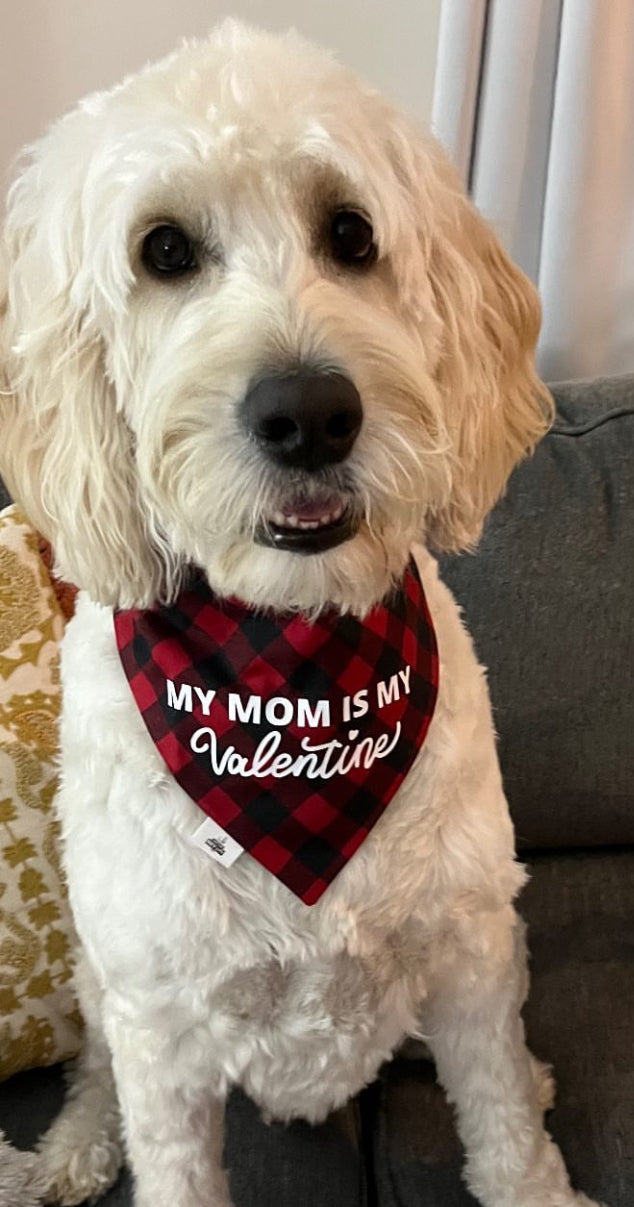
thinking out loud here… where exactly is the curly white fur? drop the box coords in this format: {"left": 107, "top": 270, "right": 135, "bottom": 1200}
{"left": 0, "top": 1131, "right": 47, "bottom": 1207}
{"left": 0, "top": 20, "right": 600, "bottom": 1207}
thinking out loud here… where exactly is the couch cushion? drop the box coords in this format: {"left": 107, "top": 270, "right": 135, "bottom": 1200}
{"left": 367, "top": 848, "right": 634, "bottom": 1207}
{"left": 441, "top": 375, "right": 634, "bottom": 849}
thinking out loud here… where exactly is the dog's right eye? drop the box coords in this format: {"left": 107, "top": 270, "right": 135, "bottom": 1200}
{"left": 141, "top": 225, "right": 196, "bottom": 278}
{"left": 329, "top": 210, "right": 376, "bottom": 268}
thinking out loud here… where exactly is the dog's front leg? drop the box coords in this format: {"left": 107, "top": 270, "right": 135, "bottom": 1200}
{"left": 38, "top": 952, "right": 123, "bottom": 1205}
{"left": 106, "top": 1010, "right": 231, "bottom": 1207}
{"left": 423, "top": 909, "right": 599, "bottom": 1207}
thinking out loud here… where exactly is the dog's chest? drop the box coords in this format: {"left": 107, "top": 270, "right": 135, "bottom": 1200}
{"left": 211, "top": 917, "right": 425, "bottom": 1028}
{"left": 214, "top": 951, "right": 379, "bottom": 1030}
{"left": 204, "top": 932, "right": 427, "bottom": 1120}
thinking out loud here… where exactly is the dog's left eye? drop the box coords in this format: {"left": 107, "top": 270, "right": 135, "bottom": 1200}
{"left": 141, "top": 224, "right": 196, "bottom": 277}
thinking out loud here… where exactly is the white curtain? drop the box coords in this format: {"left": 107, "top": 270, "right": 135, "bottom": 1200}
{"left": 432, "top": 0, "right": 634, "bottom": 382}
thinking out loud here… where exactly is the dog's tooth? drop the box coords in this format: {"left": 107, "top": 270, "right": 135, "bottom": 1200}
{"left": 270, "top": 506, "right": 348, "bottom": 531}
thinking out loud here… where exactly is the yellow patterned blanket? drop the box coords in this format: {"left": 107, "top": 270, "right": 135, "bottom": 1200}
{"left": 0, "top": 505, "right": 81, "bottom": 1080}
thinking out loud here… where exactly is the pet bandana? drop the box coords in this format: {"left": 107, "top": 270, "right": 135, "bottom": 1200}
{"left": 114, "top": 561, "right": 438, "bottom": 905}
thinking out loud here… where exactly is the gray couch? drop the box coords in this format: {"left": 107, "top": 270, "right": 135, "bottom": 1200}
{"left": 1, "top": 375, "right": 632, "bottom": 1206}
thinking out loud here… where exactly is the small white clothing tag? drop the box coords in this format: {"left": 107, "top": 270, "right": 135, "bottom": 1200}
{"left": 191, "top": 816, "right": 244, "bottom": 867}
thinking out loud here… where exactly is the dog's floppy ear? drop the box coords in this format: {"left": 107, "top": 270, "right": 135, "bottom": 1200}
{"left": 401, "top": 138, "right": 553, "bottom": 552}
{"left": 0, "top": 121, "right": 165, "bottom": 607}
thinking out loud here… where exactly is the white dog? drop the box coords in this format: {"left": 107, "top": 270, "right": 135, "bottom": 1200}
{"left": 0, "top": 21, "right": 600, "bottom": 1207}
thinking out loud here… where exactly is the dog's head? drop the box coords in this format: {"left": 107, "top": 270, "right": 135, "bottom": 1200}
{"left": 0, "top": 21, "right": 552, "bottom": 614}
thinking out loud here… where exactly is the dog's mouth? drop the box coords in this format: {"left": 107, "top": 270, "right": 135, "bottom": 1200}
{"left": 256, "top": 494, "right": 359, "bottom": 554}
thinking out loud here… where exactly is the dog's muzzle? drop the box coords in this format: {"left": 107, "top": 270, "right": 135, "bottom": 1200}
{"left": 241, "top": 370, "right": 362, "bottom": 554}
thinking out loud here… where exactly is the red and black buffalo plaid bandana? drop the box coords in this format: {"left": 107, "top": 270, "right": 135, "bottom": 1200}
{"left": 114, "top": 561, "right": 438, "bottom": 905}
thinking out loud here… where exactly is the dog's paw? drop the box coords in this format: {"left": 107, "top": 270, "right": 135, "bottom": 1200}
{"left": 37, "top": 1127, "right": 122, "bottom": 1205}
{"left": 512, "top": 1188, "right": 605, "bottom": 1207}
{"left": 529, "top": 1054, "right": 556, "bottom": 1112}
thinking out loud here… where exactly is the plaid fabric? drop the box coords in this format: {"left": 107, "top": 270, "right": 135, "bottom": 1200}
{"left": 114, "top": 562, "right": 438, "bottom": 905}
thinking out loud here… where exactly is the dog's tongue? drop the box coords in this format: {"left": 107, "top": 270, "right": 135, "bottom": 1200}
{"left": 281, "top": 496, "right": 341, "bottom": 521}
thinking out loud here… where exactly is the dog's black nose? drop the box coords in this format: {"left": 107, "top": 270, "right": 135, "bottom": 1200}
{"left": 241, "top": 371, "right": 363, "bottom": 472}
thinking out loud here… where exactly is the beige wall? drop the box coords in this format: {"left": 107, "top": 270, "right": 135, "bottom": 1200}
{"left": 2, "top": 0, "right": 441, "bottom": 186}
